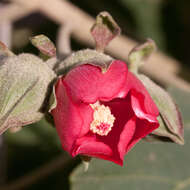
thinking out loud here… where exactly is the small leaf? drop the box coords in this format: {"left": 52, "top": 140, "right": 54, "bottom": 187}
{"left": 91, "top": 12, "right": 121, "bottom": 52}
{"left": 128, "top": 39, "right": 156, "bottom": 73}
{"left": 30, "top": 35, "right": 56, "bottom": 58}
{"left": 138, "top": 74, "right": 184, "bottom": 145}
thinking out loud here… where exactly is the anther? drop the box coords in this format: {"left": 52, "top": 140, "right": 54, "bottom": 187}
{"left": 90, "top": 101, "right": 115, "bottom": 136}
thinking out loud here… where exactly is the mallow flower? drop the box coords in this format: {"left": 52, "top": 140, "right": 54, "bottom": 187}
{"left": 51, "top": 59, "right": 159, "bottom": 166}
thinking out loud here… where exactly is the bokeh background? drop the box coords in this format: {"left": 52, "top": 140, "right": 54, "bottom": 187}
{"left": 1, "top": 0, "right": 190, "bottom": 190}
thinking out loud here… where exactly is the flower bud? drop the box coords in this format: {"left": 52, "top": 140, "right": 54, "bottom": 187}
{"left": 0, "top": 53, "right": 56, "bottom": 135}
{"left": 30, "top": 34, "right": 56, "bottom": 58}
{"left": 91, "top": 11, "right": 121, "bottom": 52}
{"left": 128, "top": 39, "right": 156, "bottom": 73}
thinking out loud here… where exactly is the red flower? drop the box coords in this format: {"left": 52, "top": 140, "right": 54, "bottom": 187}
{"left": 51, "top": 60, "right": 159, "bottom": 166}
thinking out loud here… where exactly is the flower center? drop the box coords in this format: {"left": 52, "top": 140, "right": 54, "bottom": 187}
{"left": 90, "top": 101, "right": 115, "bottom": 136}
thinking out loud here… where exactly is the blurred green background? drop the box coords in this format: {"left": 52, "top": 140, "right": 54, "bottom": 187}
{"left": 1, "top": 0, "right": 190, "bottom": 189}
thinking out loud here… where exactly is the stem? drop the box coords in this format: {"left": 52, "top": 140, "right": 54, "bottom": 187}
{"left": 0, "top": 0, "right": 189, "bottom": 90}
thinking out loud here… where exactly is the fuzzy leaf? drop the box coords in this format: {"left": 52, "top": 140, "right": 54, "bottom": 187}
{"left": 0, "top": 54, "right": 56, "bottom": 135}
{"left": 55, "top": 49, "right": 113, "bottom": 75}
{"left": 138, "top": 74, "right": 184, "bottom": 145}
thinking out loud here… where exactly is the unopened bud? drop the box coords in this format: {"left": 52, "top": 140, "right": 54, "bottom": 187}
{"left": 128, "top": 39, "right": 156, "bottom": 73}
{"left": 30, "top": 34, "right": 56, "bottom": 58}
{"left": 91, "top": 12, "right": 120, "bottom": 52}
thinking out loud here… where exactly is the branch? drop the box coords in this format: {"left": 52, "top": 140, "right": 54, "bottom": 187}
{"left": 1, "top": 0, "right": 190, "bottom": 91}
{"left": 40, "top": 0, "right": 190, "bottom": 91}
{"left": 0, "top": 3, "right": 37, "bottom": 22}
{"left": 57, "top": 23, "right": 72, "bottom": 55}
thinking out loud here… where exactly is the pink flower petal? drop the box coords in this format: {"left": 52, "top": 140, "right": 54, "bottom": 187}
{"left": 72, "top": 96, "right": 135, "bottom": 165}
{"left": 73, "top": 134, "right": 117, "bottom": 163}
{"left": 96, "top": 96, "right": 135, "bottom": 165}
{"left": 77, "top": 103, "right": 94, "bottom": 137}
{"left": 123, "top": 89, "right": 159, "bottom": 153}
{"left": 118, "top": 117, "right": 136, "bottom": 161}
{"left": 130, "top": 90, "right": 158, "bottom": 123}
{"left": 126, "top": 118, "right": 159, "bottom": 153}
{"left": 63, "top": 60, "right": 128, "bottom": 103}
{"left": 51, "top": 79, "right": 84, "bottom": 153}
{"left": 125, "top": 71, "right": 159, "bottom": 116}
